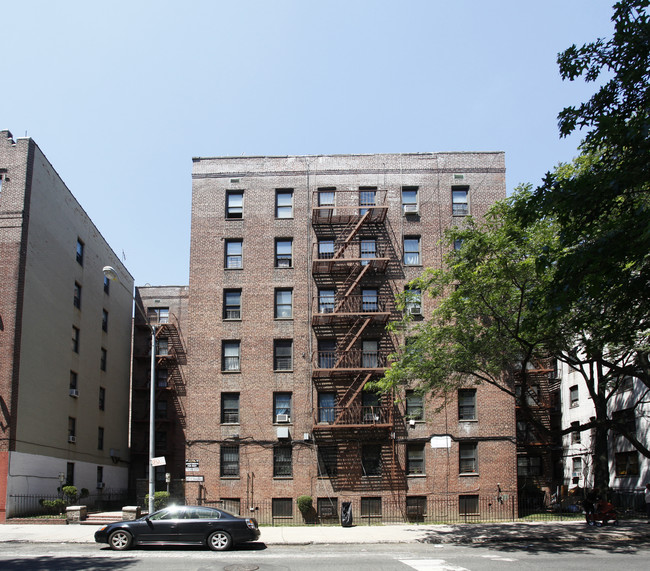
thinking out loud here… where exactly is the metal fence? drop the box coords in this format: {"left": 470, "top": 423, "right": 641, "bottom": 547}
{"left": 9, "top": 491, "right": 129, "bottom": 518}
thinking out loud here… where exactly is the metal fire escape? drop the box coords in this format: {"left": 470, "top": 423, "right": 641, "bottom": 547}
{"left": 310, "top": 189, "right": 403, "bottom": 490}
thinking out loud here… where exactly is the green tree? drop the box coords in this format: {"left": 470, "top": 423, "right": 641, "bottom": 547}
{"left": 516, "top": 0, "right": 650, "bottom": 384}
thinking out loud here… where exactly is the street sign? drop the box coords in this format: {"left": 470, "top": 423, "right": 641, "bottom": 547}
{"left": 186, "top": 475, "right": 204, "bottom": 482}
{"left": 151, "top": 456, "right": 166, "bottom": 467}
{"left": 185, "top": 459, "right": 199, "bottom": 472}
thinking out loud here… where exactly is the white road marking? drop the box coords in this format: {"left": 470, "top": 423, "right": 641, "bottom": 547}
{"left": 399, "top": 560, "right": 470, "bottom": 571}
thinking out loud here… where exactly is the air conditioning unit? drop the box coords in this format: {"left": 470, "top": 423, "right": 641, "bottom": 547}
{"left": 403, "top": 204, "right": 419, "bottom": 215}
{"left": 69, "top": 389, "right": 79, "bottom": 398}
{"left": 96, "top": 482, "right": 105, "bottom": 489}
{"left": 408, "top": 306, "right": 422, "bottom": 316}
{"left": 276, "top": 414, "right": 290, "bottom": 423}
{"left": 277, "top": 426, "right": 290, "bottom": 439}
{"left": 68, "top": 435, "right": 76, "bottom": 444}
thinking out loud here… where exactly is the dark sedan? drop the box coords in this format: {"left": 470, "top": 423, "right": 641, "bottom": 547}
{"left": 94, "top": 505, "right": 260, "bottom": 551}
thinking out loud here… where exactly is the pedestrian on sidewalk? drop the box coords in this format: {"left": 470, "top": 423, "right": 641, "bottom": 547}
{"left": 645, "top": 483, "right": 650, "bottom": 523}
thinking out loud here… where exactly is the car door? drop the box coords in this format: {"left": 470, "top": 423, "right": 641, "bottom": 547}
{"left": 174, "top": 507, "right": 222, "bottom": 543}
{"left": 138, "top": 508, "right": 181, "bottom": 543}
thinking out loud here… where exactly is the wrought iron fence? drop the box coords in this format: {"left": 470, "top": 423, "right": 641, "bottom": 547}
{"left": 9, "top": 491, "right": 129, "bottom": 518}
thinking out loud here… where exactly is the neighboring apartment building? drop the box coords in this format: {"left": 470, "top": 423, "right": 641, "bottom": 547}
{"left": 186, "top": 152, "right": 515, "bottom": 522}
{"left": 559, "top": 362, "right": 649, "bottom": 494}
{"left": 130, "top": 286, "right": 188, "bottom": 502}
{"left": 0, "top": 130, "right": 133, "bottom": 520}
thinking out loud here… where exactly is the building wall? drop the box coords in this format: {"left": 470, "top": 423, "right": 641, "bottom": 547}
{"left": 187, "top": 153, "right": 513, "bottom": 517}
{"left": 0, "top": 131, "right": 132, "bottom": 518}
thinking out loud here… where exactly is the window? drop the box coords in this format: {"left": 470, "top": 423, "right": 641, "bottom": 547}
{"left": 406, "top": 496, "right": 427, "bottom": 520}
{"left": 103, "top": 275, "right": 110, "bottom": 294}
{"left": 274, "top": 340, "right": 293, "bottom": 371}
{"left": 362, "top": 339, "right": 379, "bottom": 368}
{"left": 73, "top": 282, "right": 82, "bottom": 309}
{"left": 156, "top": 400, "right": 167, "bottom": 419}
{"left": 99, "top": 387, "right": 105, "bottom": 411}
{"left": 102, "top": 309, "right": 108, "bottom": 332}
{"left": 317, "top": 497, "right": 338, "bottom": 520}
{"left": 318, "top": 392, "right": 336, "bottom": 423}
{"left": 452, "top": 187, "right": 469, "bottom": 216}
{"left": 226, "top": 191, "right": 243, "bottom": 219}
{"left": 275, "top": 239, "right": 293, "bottom": 268}
{"left": 459, "top": 495, "right": 479, "bottom": 515}
{"left": 517, "top": 420, "right": 535, "bottom": 443}
{"left": 360, "top": 239, "right": 376, "bottom": 265}
{"left": 221, "top": 499, "right": 241, "bottom": 515}
{"left": 453, "top": 239, "right": 463, "bottom": 251}
{"left": 221, "top": 445, "right": 240, "bottom": 477}
{"left": 572, "top": 456, "right": 583, "bottom": 477}
{"left": 405, "top": 390, "right": 423, "bottom": 420}
{"left": 516, "top": 383, "right": 540, "bottom": 407}
{"left": 569, "top": 385, "right": 579, "bottom": 407}
{"left": 225, "top": 240, "right": 243, "bottom": 269}
{"left": 317, "top": 188, "right": 335, "bottom": 217}
{"left": 571, "top": 421, "right": 581, "bottom": 443}
{"left": 318, "top": 239, "right": 335, "bottom": 259}
{"left": 517, "top": 455, "right": 543, "bottom": 476}
{"left": 361, "top": 288, "right": 378, "bottom": 312}
{"left": 404, "top": 236, "right": 420, "bottom": 265}
{"left": 157, "top": 338, "right": 168, "bottom": 356}
{"left": 76, "top": 238, "right": 84, "bottom": 265}
{"left": 318, "top": 339, "right": 336, "bottom": 369}
{"left": 275, "top": 289, "right": 293, "bottom": 319}
{"left": 222, "top": 341, "right": 241, "bottom": 372}
{"left": 69, "top": 371, "right": 78, "bottom": 391}
{"left": 404, "top": 287, "right": 422, "bottom": 314}
{"left": 407, "top": 444, "right": 425, "bottom": 475}
{"left": 612, "top": 408, "right": 636, "bottom": 438}
{"left": 360, "top": 497, "right": 382, "bottom": 518}
{"left": 317, "top": 445, "right": 338, "bottom": 477}
{"left": 273, "top": 445, "right": 292, "bottom": 477}
{"left": 156, "top": 369, "right": 169, "bottom": 388}
{"left": 147, "top": 307, "right": 169, "bottom": 324}
{"left": 459, "top": 442, "right": 478, "bottom": 474}
{"left": 66, "top": 462, "right": 75, "bottom": 486}
{"left": 276, "top": 189, "right": 293, "bottom": 218}
{"left": 274, "top": 392, "right": 292, "bottom": 420}
{"left": 72, "top": 326, "right": 80, "bottom": 353}
{"left": 318, "top": 289, "right": 335, "bottom": 314}
{"left": 359, "top": 187, "right": 376, "bottom": 215}
{"left": 458, "top": 389, "right": 477, "bottom": 421}
{"left": 98, "top": 427, "right": 104, "bottom": 450}
{"left": 615, "top": 451, "right": 639, "bottom": 476}
{"left": 361, "top": 444, "right": 381, "bottom": 476}
{"left": 100, "top": 348, "right": 107, "bottom": 371}
{"left": 272, "top": 498, "right": 292, "bottom": 518}
{"left": 402, "top": 187, "right": 418, "bottom": 214}
{"left": 68, "top": 417, "right": 76, "bottom": 441}
{"left": 221, "top": 393, "right": 240, "bottom": 423}
{"left": 224, "top": 289, "right": 242, "bottom": 320}
{"left": 97, "top": 466, "right": 104, "bottom": 486}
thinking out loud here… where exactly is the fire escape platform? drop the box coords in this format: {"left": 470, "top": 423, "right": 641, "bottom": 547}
{"left": 312, "top": 367, "right": 387, "bottom": 378}
{"left": 312, "top": 257, "right": 389, "bottom": 274}
{"left": 311, "top": 311, "right": 390, "bottom": 326}
{"left": 311, "top": 206, "right": 388, "bottom": 226}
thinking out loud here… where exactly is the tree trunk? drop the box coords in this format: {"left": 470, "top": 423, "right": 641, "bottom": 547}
{"left": 592, "top": 394, "right": 610, "bottom": 499}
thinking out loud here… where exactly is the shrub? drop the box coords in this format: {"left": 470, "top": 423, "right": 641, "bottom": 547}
{"left": 62, "top": 485, "right": 78, "bottom": 504}
{"left": 39, "top": 498, "right": 66, "bottom": 514}
{"left": 296, "top": 495, "right": 313, "bottom": 514}
{"left": 145, "top": 491, "right": 171, "bottom": 511}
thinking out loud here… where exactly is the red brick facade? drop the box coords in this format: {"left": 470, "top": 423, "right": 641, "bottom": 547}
{"left": 186, "top": 153, "right": 515, "bottom": 521}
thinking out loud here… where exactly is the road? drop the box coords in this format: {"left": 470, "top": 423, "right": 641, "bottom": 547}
{"left": 0, "top": 542, "right": 649, "bottom": 570}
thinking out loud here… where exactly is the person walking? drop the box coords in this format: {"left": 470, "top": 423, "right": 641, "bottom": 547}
{"left": 645, "top": 483, "right": 650, "bottom": 523}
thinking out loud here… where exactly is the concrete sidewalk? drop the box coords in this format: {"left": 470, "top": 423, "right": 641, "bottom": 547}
{"left": 1, "top": 520, "right": 649, "bottom": 546}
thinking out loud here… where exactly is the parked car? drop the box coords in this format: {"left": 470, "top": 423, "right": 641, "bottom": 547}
{"left": 94, "top": 505, "right": 260, "bottom": 551}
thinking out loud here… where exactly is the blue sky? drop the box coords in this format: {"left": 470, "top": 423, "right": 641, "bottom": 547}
{"left": 3, "top": 0, "right": 616, "bottom": 286}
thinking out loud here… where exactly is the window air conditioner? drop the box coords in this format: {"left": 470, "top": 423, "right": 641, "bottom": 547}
{"left": 408, "top": 306, "right": 422, "bottom": 316}
{"left": 68, "top": 435, "right": 76, "bottom": 444}
{"left": 403, "top": 204, "right": 419, "bottom": 215}
{"left": 276, "top": 414, "right": 290, "bottom": 423}
{"left": 69, "top": 389, "right": 79, "bottom": 398}
{"left": 276, "top": 426, "right": 290, "bottom": 439}
{"left": 96, "top": 482, "right": 105, "bottom": 489}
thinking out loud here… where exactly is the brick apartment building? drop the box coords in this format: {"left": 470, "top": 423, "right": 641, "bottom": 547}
{"left": 0, "top": 131, "right": 132, "bottom": 520}
{"left": 185, "top": 152, "right": 516, "bottom": 522}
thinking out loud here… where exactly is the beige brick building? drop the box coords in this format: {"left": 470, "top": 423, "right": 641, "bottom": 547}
{"left": 186, "top": 153, "right": 516, "bottom": 522}
{"left": 0, "top": 131, "right": 133, "bottom": 520}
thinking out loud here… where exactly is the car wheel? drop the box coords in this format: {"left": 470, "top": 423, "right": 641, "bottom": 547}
{"left": 207, "top": 530, "right": 232, "bottom": 551}
{"left": 108, "top": 529, "right": 133, "bottom": 551}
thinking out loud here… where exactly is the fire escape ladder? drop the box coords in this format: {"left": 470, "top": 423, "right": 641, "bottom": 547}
{"left": 332, "top": 210, "right": 370, "bottom": 259}
{"left": 334, "top": 264, "right": 371, "bottom": 313}
{"left": 331, "top": 318, "right": 371, "bottom": 370}
{"left": 333, "top": 373, "right": 373, "bottom": 424}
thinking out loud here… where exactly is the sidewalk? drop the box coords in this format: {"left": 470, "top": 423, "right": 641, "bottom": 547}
{"left": 2, "top": 520, "right": 650, "bottom": 546}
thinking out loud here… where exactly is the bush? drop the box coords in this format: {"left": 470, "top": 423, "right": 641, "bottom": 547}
{"left": 145, "top": 491, "right": 171, "bottom": 511}
{"left": 297, "top": 495, "right": 313, "bottom": 514}
{"left": 62, "top": 485, "right": 78, "bottom": 504}
{"left": 39, "top": 498, "right": 66, "bottom": 515}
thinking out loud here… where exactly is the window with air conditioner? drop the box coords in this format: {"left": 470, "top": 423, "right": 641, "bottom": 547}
{"left": 274, "top": 392, "right": 292, "bottom": 422}
{"left": 402, "top": 187, "right": 419, "bottom": 215}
